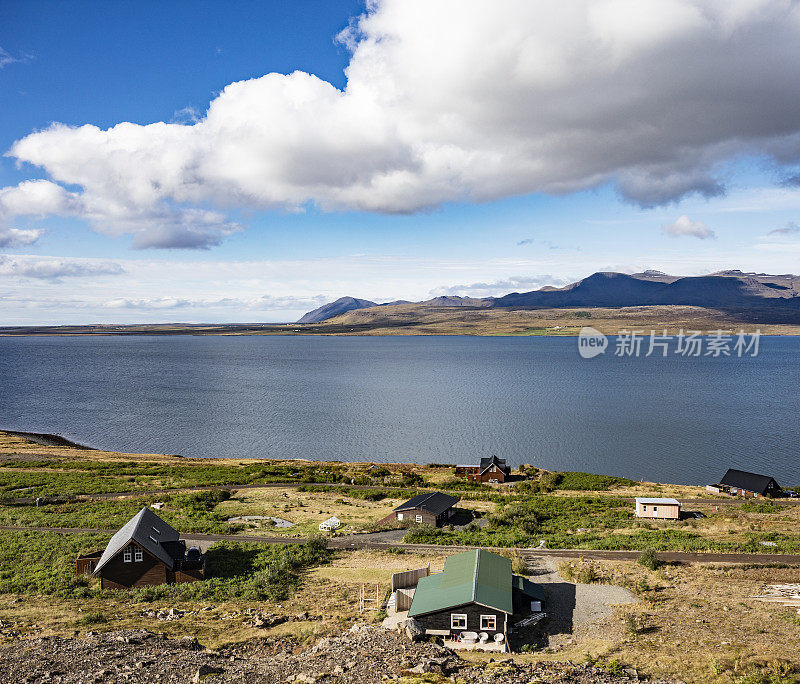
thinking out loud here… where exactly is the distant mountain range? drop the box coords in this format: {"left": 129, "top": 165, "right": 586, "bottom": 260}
{"left": 298, "top": 270, "right": 800, "bottom": 323}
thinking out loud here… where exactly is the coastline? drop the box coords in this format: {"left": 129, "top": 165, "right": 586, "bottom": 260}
{"left": 4, "top": 430, "right": 96, "bottom": 450}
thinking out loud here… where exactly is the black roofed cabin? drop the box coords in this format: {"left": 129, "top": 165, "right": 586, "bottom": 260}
{"left": 717, "top": 469, "right": 781, "bottom": 498}
{"left": 378, "top": 491, "right": 459, "bottom": 527}
{"left": 454, "top": 456, "right": 511, "bottom": 483}
{"left": 76, "top": 507, "right": 206, "bottom": 589}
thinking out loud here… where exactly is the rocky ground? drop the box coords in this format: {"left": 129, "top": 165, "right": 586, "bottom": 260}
{"left": 0, "top": 624, "right": 680, "bottom": 684}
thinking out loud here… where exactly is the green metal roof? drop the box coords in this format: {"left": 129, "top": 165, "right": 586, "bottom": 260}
{"left": 408, "top": 549, "right": 513, "bottom": 617}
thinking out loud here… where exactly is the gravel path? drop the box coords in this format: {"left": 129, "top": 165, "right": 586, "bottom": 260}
{"left": 524, "top": 556, "right": 636, "bottom": 648}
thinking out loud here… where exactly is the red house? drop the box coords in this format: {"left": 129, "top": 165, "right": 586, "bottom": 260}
{"left": 454, "top": 455, "right": 511, "bottom": 483}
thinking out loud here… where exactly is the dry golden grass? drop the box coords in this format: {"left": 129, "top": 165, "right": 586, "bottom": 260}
{"left": 510, "top": 558, "right": 800, "bottom": 683}
{"left": 215, "top": 488, "right": 497, "bottom": 536}
{"left": 215, "top": 487, "right": 406, "bottom": 536}
{"left": 0, "top": 430, "right": 429, "bottom": 471}
{"left": 0, "top": 431, "right": 180, "bottom": 464}
{"left": 308, "top": 549, "right": 448, "bottom": 586}
{"left": 0, "top": 549, "right": 449, "bottom": 649}
{"left": 546, "top": 481, "right": 716, "bottom": 500}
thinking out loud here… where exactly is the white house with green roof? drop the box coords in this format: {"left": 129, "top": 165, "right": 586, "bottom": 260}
{"left": 406, "top": 549, "right": 545, "bottom": 649}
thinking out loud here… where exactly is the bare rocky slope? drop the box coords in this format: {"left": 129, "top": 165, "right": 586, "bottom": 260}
{"left": 0, "top": 625, "right": 677, "bottom": 684}
{"left": 298, "top": 297, "right": 378, "bottom": 324}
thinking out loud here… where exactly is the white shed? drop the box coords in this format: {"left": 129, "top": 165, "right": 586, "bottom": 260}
{"left": 318, "top": 516, "right": 341, "bottom": 531}
{"left": 634, "top": 497, "right": 681, "bottom": 520}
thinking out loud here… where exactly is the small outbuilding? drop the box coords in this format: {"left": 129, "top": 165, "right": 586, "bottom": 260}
{"left": 717, "top": 469, "right": 781, "bottom": 498}
{"left": 378, "top": 492, "right": 460, "bottom": 527}
{"left": 454, "top": 456, "right": 511, "bottom": 483}
{"left": 318, "top": 516, "right": 341, "bottom": 531}
{"left": 77, "top": 507, "right": 206, "bottom": 590}
{"left": 634, "top": 497, "right": 681, "bottom": 520}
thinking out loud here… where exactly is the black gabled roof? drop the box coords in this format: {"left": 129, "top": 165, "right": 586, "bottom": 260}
{"left": 480, "top": 455, "right": 509, "bottom": 474}
{"left": 394, "top": 491, "right": 460, "bottom": 515}
{"left": 93, "top": 507, "right": 181, "bottom": 575}
{"left": 720, "top": 469, "right": 780, "bottom": 494}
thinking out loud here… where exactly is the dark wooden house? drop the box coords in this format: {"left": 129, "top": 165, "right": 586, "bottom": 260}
{"left": 378, "top": 492, "right": 459, "bottom": 527}
{"left": 407, "top": 549, "right": 545, "bottom": 648}
{"left": 77, "top": 507, "right": 206, "bottom": 589}
{"left": 454, "top": 456, "right": 511, "bottom": 483}
{"left": 718, "top": 469, "right": 781, "bottom": 498}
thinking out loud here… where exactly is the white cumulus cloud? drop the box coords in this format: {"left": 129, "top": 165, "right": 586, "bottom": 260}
{"left": 0, "top": 227, "right": 42, "bottom": 248}
{"left": 4, "top": 0, "right": 800, "bottom": 246}
{"left": 0, "top": 255, "right": 125, "bottom": 280}
{"left": 662, "top": 215, "right": 716, "bottom": 239}
{"left": 430, "top": 275, "right": 567, "bottom": 298}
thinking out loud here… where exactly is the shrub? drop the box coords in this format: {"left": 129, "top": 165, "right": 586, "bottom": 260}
{"left": 511, "top": 556, "right": 528, "bottom": 575}
{"left": 76, "top": 611, "right": 107, "bottom": 626}
{"left": 637, "top": 549, "right": 662, "bottom": 571}
{"left": 741, "top": 501, "right": 781, "bottom": 514}
{"left": 401, "top": 472, "right": 425, "bottom": 487}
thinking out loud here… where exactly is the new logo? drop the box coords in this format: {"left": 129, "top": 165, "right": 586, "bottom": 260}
{"left": 577, "top": 327, "right": 608, "bottom": 359}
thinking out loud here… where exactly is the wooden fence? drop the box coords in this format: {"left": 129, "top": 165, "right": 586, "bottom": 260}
{"left": 391, "top": 565, "right": 430, "bottom": 592}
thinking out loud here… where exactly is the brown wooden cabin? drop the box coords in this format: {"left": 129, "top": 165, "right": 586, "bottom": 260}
{"left": 377, "top": 492, "right": 459, "bottom": 527}
{"left": 716, "top": 469, "right": 781, "bottom": 499}
{"left": 77, "top": 507, "right": 206, "bottom": 589}
{"left": 454, "top": 456, "right": 511, "bottom": 483}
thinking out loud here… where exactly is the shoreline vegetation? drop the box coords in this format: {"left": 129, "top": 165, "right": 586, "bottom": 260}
{"left": 2, "top": 304, "right": 800, "bottom": 337}
{"left": 2, "top": 430, "right": 800, "bottom": 682}
{"left": 1, "top": 430, "right": 799, "bottom": 555}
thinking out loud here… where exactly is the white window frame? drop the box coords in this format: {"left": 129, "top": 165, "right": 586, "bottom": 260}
{"left": 415, "top": 514, "right": 423, "bottom": 524}
{"left": 397, "top": 513, "right": 404, "bottom": 520}
{"left": 123, "top": 547, "right": 132, "bottom": 563}
{"left": 480, "top": 614, "right": 496, "bottom": 631}
{"left": 134, "top": 546, "right": 143, "bottom": 562}
{"left": 450, "top": 613, "right": 467, "bottom": 630}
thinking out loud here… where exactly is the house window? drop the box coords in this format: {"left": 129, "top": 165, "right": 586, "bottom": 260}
{"left": 123, "top": 548, "right": 132, "bottom": 563}
{"left": 415, "top": 515, "right": 423, "bottom": 524}
{"left": 451, "top": 614, "right": 467, "bottom": 630}
{"left": 642, "top": 505, "right": 647, "bottom": 511}
{"left": 480, "top": 615, "right": 496, "bottom": 631}
{"left": 397, "top": 513, "right": 404, "bottom": 520}
{"left": 653, "top": 506, "right": 658, "bottom": 513}
{"left": 134, "top": 547, "right": 143, "bottom": 562}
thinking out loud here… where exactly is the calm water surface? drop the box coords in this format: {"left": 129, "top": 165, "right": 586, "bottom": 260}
{"left": 0, "top": 335, "right": 797, "bottom": 486}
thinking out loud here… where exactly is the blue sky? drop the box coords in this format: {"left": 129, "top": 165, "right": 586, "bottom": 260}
{"left": 2, "top": 0, "right": 800, "bottom": 324}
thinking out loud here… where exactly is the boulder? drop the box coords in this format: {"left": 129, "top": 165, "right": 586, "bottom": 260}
{"left": 402, "top": 619, "right": 424, "bottom": 642}
{"left": 179, "top": 636, "right": 201, "bottom": 650}
{"left": 192, "top": 665, "right": 223, "bottom": 682}
{"left": 407, "top": 657, "right": 452, "bottom": 675}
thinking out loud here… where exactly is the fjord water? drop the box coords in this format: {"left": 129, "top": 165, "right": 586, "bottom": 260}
{"left": 0, "top": 335, "right": 797, "bottom": 486}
